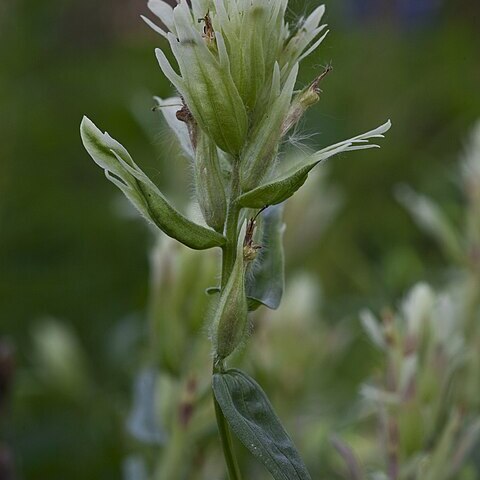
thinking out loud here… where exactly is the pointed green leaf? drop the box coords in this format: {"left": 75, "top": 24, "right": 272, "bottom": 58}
{"left": 246, "top": 205, "right": 285, "bottom": 311}
{"left": 213, "top": 369, "right": 312, "bottom": 480}
{"left": 237, "top": 120, "right": 391, "bottom": 208}
{"left": 80, "top": 116, "right": 226, "bottom": 250}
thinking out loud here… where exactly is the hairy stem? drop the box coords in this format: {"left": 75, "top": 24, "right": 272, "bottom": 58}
{"left": 214, "top": 160, "right": 243, "bottom": 479}
{"left": 221, "top": 162, "right": 241, "bottom": 287}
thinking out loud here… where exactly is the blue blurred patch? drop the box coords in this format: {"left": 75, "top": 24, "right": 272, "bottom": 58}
{"left": 345, "top": 0, "right": 443, "bottom": 28}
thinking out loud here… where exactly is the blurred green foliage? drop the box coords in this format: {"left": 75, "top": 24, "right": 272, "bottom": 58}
{"left": 1, "top": 0, "right": 479, "bottom": 478}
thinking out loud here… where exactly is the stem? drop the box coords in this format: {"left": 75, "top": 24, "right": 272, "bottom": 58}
{"left": 221, "top": 163, "right": 241, "bottom": 287}
{"left": 214, "top": 160, "right": 243, "bottom": 479}
{"left": 213, "top": 384, "right": 243, "bottom": 480}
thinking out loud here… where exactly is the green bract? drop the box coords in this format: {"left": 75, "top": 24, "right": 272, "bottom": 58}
{"left": 238, "top": 121, "right": 392, "bottom": 208}
{"left": 246, "top": 205, "right": 285, "bottom": 311}
{"left": 195, "top": 129, "right": 228, "bottom": 232}
{"left": 240, "top": 63, "right": 299, "bottom": 191}
{"left": 80, "top": 117, "right": 226, "bottom": 250}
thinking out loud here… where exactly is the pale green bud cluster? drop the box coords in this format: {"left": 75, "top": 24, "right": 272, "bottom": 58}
{"left": 145, "top": 0, "right": 330, "bottom": 193}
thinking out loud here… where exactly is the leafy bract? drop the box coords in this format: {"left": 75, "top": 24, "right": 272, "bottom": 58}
{"left": 237, "top": 120, "right": 392, "bottom": 208}
{"left": 213, "top": 369, "right": 312, "bottom": 480}
{"left": 80, "top": 116, "right": 226, "bottom": 250}
{"left": 246, "top": 205, "right": 285, "bottom": 311}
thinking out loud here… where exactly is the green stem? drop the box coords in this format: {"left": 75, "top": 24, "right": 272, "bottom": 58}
{"left": 214, "top": 160, "right": 243, "bottom": 479}
{"left": 221, "top": 163, "right": 241, "bottom": 287}
{"left": 213, "top": 384, "right": 243, "bottom": 480}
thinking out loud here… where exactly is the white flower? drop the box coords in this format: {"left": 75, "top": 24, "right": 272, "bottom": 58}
{"left": 143, "top": 0, "right": 329, "bottom": 156}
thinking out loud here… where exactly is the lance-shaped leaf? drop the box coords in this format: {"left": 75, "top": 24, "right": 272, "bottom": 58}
{"left": 213, "top": 369, "right": 312, "bottom": 480}
{"left": 237, "top": 120, "right": 392, "bottom": 209}
{"left": 80, "top": 116, "right": 226, "bottom": 250}
{"left": 246, "top": 205, "right": 285, "bottom": 311}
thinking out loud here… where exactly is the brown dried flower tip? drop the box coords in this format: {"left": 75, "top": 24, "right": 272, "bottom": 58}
{"left": 243, "top": 208, "right": 267, "bottom": 262}
{"left": 311, "top": 63, "right": 333, "bottom": 94}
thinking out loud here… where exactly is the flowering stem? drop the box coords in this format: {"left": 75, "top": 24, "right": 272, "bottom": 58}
{"left": 214, "top": 161, "right": 243, "bottom": 479}
{"left": 221, "top": 162, "right": 242, "bottom": 287}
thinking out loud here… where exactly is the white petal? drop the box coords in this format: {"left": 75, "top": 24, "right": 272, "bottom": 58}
{"left": 147, "top": 0, "right": 176, "bottom": 33}
{"left": 304, "top": 5, "right": 326, "bottom": 32}
{"left": 298, "top": 28, "right": 329, "bottom": 63}
{"left": 155, "top": 48, "right": 185, "bottom": 92}
{"left": 312, "top": 120, "right": 391, "bottom": 159}
{"left": 141, "top": 16, "right": 168, "bottom": 39}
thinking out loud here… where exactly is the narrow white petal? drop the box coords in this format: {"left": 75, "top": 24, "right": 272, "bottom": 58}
{"left": 282, "top": 62, "right": 299, "bottom": 97}
{"left": 312, "top": 120, "right": 391, "bottom": 159}
{"left": 345, "top": 144, "right": 381, "bottom": 152}
{"left": 155, "top": 48, "right": 184, "bottom": 91}
{"left": 141, "top": 15, "right": 168, "bottom": 38}
{"left": 304, "top": 5, "right": 326, "bottom": 31}
{"left": 147, "top": 0, "right": 175, "bottom": 33}
{"left": 298, "top": 28, "right": 329, "bottom": 63}
{"left": 268, "top": 63, "right": 281, "bottom": 102}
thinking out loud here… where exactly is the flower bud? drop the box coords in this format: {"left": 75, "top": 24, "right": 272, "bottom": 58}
{"left": 240, "top": 63, "right": 299, "bottom": 192}
{"left": 213, "top": 0, "right": 288, "bottom": 112}
{"left": 154, "top": 1, "right": 248, "bottom": 155}
{"left": 212, "top": 229, "right": 248, "bottom": 360}
{"left": 281, "top": 66, "right": 332, "bottom": 136}
{"left": 195, "top": 129, "right": 227, "bottom": 232}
